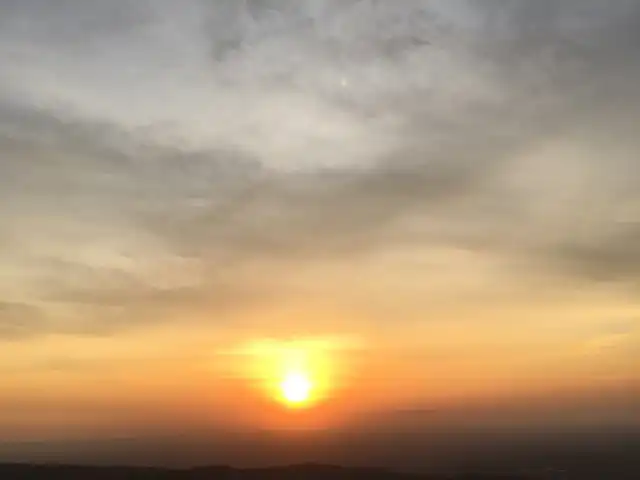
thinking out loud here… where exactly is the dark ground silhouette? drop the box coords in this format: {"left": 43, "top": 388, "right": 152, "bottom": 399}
{"left": 0, "top": 463, "right": 534, "bottom": 480}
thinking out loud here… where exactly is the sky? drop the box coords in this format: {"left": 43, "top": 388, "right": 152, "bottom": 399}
{"left": 1, "top": 0, "right": 640, "bottom": 472}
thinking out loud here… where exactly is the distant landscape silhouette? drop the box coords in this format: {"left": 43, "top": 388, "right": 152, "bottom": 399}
{"left": 0, "top": 463, "right": 531, "bottom": 480}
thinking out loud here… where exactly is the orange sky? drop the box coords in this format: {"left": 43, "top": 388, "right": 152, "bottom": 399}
{"left": 2, "top": 274, "right": 638, "bottom": 443}
{"left": 1, "top": 0, "right": 640, "bottom": 469}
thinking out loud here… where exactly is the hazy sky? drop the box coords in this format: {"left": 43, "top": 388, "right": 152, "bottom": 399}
{"left": 1, "top": 0, "right": 640, "bottom": 470}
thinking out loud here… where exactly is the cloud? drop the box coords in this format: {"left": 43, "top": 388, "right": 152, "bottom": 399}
{"left": 0, "top": 302, "right": 46, "bottom": 339}
{"left": 2, "top": 0, "right": 640, "bottom": 337}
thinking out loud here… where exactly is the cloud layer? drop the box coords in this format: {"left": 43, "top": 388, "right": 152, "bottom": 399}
{"left": 2, "top": 0, "right": 640, "bottom": 337}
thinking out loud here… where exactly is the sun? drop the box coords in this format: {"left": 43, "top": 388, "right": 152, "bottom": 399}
{"left": 232, "top": 336, "right": 351, "bottom": 410}
{"left": 280, "top": 370, "right": 312, "bottom": 406}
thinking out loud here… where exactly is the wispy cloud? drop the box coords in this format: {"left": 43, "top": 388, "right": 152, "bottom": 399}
{"left": 2, "top": 0, "right": 640, "bottom": 338}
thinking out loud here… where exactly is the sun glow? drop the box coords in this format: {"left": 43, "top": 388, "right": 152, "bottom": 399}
{"left": 280, "top": 370, "right": 313, "bottom": 406}
{"left": 232, "top": 336, "right": 352, "bottom": 409}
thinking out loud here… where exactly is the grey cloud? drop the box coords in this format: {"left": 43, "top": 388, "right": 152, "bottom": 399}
{"left": 2, "top": 0, "right": 640, "bottom": 337}
{"left": 0, "top": 302, "right": 46, "bottom": 339}
{"left": 553, "top": 224, "right": 640, "bottom": 283}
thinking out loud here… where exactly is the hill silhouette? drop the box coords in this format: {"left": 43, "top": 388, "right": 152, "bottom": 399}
{"left": 0, "top": 463, "right": 531, "bottom": 480}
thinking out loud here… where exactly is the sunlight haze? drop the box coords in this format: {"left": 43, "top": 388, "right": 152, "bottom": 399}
{"left": 1, "top": 0, "right": 640, "bottom": 473}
